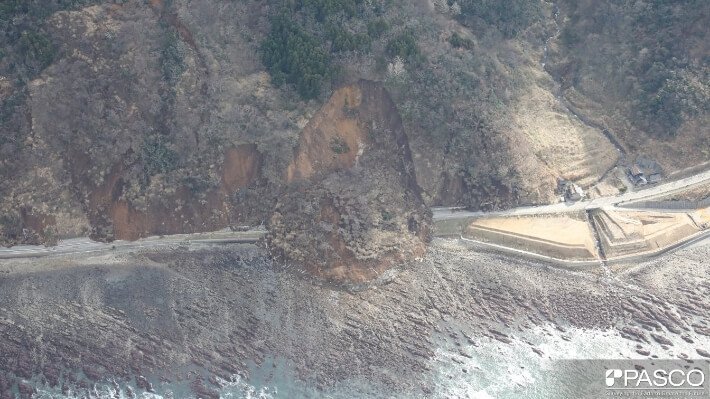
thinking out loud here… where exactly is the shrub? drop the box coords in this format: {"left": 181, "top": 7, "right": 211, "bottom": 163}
{"left": 18, "top": 30, "right": 56, "bottom": 75}
{"left": 329, "top": 136, "right": 350, "bottom": 154}
{"left": 385, "top": 32, "right": 422, "bottom": 63}
{"left": 141, "top": 135, "right": 178, "bottom": 175}
{"left": 295, "top": 0, "right": 364, "bottom": 21}
{"left": 327, "top": 25, "right": 371, "bottom": 52}
{"left": 456, "top": 0, "right": 542, "bottom": 38}
{"left": 367, "top": 19, "right": 389, "bottom": 38}
{"left": 160, "top": 30, "right": 186, "bottom": 85}
{"left": 0, "top": 210, "right": 22, "bottom": 244}
{"left": 448, "top": 32, "right": 474, "bottom": 49}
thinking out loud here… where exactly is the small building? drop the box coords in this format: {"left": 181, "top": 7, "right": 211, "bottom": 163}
{"left": 565, "top": 183, "right": 585, "bottom": 202}
{"left": 648, "top": 173, "right": 662, "bottom": 184}
{"left": 628, "top": 165, "right": 647, "bottom": 186}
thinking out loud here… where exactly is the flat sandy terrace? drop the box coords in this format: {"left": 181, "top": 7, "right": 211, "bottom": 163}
{"left": 456, "top": 207, "right": 710, "bottom": 264}
{"left": 464, "top": 212, "right": 598, "bottom": 261}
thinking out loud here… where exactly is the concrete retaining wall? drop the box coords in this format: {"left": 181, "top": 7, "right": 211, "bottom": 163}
{"left": 465, "top": 225, "right": 596, "bottom": 260}
{"left": 619, "top": 197, "right": 710, "bottom": 210}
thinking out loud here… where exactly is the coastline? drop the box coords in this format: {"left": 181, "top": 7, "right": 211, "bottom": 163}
{"left": 1, "top": 238, "right": 710, "bottom": 398}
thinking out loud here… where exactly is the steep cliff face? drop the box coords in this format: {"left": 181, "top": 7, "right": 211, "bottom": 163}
{"left": 1, "top": 0, "right": 559, "bottom": 250}
{"left": 267, "top": 81, "right": 431, "bottom": 284}
{"left": 76, "top": 144, "right": 262, "bottom": 241}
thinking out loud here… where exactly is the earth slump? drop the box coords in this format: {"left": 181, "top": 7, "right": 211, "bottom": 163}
{"left": 268, "top": 80, "right": 431, "bottom": 284}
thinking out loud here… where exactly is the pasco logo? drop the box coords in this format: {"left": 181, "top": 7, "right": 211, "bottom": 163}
{"left": 606, "top": 369, "right": 623, "bottom": 387}
{"left": 605, "top": 367, "right": 706, "bottom": 390}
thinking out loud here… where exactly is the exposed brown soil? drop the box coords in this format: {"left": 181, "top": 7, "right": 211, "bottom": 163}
{"left": 286, "top": 85, "right": 365, "bottom": 182}
{"left": 314, "top": 196, "right": 426, "bottom": 283}
{"left": 67, "top": 144, "right": 262, "bottom": 241}
{"left": 2, "top": 0, "right": 706, "bottom": 255}
{"left": 19, "top": 207, "right": 56, "bottom": 244}
{"left": 222, "top": 144, "right": 262, "bottom": 194}
{"left": 0, "top": 207, "right": 59, "bottom": 247}
{"left": 149, "top": 0, "right": 200, "bottom": 56}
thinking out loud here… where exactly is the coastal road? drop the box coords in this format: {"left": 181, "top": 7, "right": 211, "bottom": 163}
{"left": 0, "top": 230, "right": 265, "bottom": 259}
{"left": 1, "top": 168, "right": 708, "bottom": 260}
{"left": 432, "top": 167, "right": 710, "bottom": 220}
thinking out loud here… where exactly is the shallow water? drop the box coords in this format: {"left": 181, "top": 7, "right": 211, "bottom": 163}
{"left": 22, "top": 323, "right": 709, "bottom": 399}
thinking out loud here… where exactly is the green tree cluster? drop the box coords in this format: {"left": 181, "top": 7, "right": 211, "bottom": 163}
{"left": 367, "top": 19, "right": 389, "bottom": 38}
{"left": 261, "top": 0, "right": 390, "bottom": 99}
{"left": 455, "top": 0, "right": 542, "bottom": 38}
{"left": 327, "top": 23, "right": 371, "bottom": 52}
{"left": 557, "top": 0, "right": 708, "bottom": 138}
{"left": 629, "top": 1, "right": 708, "bottom": 136}
{"left": 1, "top": 0, "right": 99, "bottom": 77}
{"left": 17, "top": 30, "right": 56, "bottom": 76}
{"left": 448, "top": 32, "right": 474, "bottom": 50}
{"left": 141, "top": 135, "right": 178, "bottom": 176}
{"left": 160, "top": 29, "right": 186, "bottom": 86}
{"left": 294, "top": 0, "right": 364, "bottom": 21}
{"left": 261, "top": 14, "right": 332, "bottom": 99}
{"left": 385, "top": 32, "right": 421, "bottom": 63}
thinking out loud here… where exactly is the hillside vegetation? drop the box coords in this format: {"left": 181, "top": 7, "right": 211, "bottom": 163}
{"left": 549, "top": 0, "right": 709, "bottom": 167}
{"left": 0, "top": 0, "right": 707, "bottom": 280}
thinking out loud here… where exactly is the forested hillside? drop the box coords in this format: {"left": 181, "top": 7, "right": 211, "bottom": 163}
{"left": 0, "top": 0, "right": 707, "bottom": 280}
{"left": 549, "top": 0, "right": 709, "bottom": 166}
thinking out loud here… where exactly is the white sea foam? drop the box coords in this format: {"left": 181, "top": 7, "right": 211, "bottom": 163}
{"left": 33, "top": 385, "right": 165, "bottom": 399}
{"left": 214, "top": 374, "right": 276, "bottom": 399}
{"left": 429, "top": 323, "right": 710, "bottom": 399}
{"left": 21, "top": 323, "right": 710, "bottom": 399}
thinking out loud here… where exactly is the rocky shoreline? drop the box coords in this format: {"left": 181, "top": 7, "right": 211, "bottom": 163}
{"left": 0, "top": 239, "right": 709, "bottom": 398}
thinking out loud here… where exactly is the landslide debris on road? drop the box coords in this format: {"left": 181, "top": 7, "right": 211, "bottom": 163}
{"left": 78, "top": 143, "right": 264, "bottom": 241}
{"left": 267, "top": 80, "right": 431, "bottom": 284}
{"left": 1, "top": 0, "right": 706, "bottom": 266}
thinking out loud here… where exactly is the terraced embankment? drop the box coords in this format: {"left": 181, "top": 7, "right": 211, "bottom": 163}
{"left": 591, "top": 209, "right": 705, "bottom": 259}
{"left": 437, "top": 205, "right": 710, "bottom": 264}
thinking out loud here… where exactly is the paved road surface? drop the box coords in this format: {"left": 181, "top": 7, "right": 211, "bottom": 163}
{"left": 0, "top": 230, "right": 265, "bottom": 259}
{"left": 432, "top": 168, "right": 710, "bottom": 220}
{"left": 1, "top": 168, "right": 708, "bottom": 260}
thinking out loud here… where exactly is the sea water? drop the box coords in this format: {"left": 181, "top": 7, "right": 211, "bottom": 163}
{"left": 19, "top": 323, "right": 710, "bottom": 399}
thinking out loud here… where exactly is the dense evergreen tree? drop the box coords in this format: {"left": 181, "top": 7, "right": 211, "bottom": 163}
{"left": 455, "top": 0, "right": 542, "bottom": 38}
{"left": 261, "top": 14, "right": 332, "bottom": 99}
